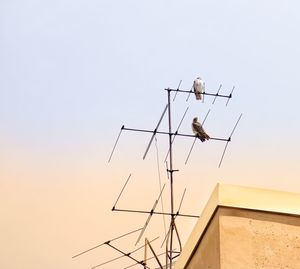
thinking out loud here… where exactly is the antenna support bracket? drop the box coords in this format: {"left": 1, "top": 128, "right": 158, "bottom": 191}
{"left": 167, "top": 169, "right": 179, "bottom": 173}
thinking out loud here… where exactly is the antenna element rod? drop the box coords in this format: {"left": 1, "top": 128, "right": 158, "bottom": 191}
{"left": 108, "top": 126, "right": 124, "bottom": 163}
{"left": 112, "top": 174, "right": 132, "bottom": 210}
{"left": 72, "top": 227, "right": 142, "bottom": 258}
{"left": 143, "top": 104, "right": 168, "bottom": 160}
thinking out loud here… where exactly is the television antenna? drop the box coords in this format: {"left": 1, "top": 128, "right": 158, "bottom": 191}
{"left": 73, "top": 77, "right": 242, "bottom": 268}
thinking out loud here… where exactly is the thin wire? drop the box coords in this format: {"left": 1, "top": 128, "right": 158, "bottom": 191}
{"left": 105, "top": 243, "right": 148, "bottom": 268}
{"left": 136, "top": 185, "right": 166, "bottom": 245}
{"left": 185, "top": 138, "right": 196, "bottom": 165}
{"left": 218, "top": 141, "right": 229, "bottom": 168}
{"left": 92, "top": 254, "right": 124, "bottom": 268}
{"left": 160, "top": 224, "right": 171, "bottom": 248}
{"left": 143, "top": 104, "right": 168, "bottom": 160}
{"left": 176, "top": 188, "right": 186, "bottom": 215}
{"left": 173, "top": 80, "right": 182, "bottom": 101}
{"left": 124, "top": 250, "right": 169, "bottom": 269}
{"left": 185, "top": 109, "right": 211, "bottom": 165}
{"left": 144, "top": 239, "right": 164, "bottom": 269}
{"left": 218, "top": 113, "right": 243, "bottom": 168}
{"left": 112, "top": 174, "right": 132, "bottom": 210}
{"left": 202, "top": 82, "right": 205, "bottom": 103}
{"left": 226, "top": 86, "right": 235, "bottom": 106}
{"left": 165, "top": 161, "right": 169, "bottom": 180}
{"left": 230, "top": 113, "right": 243, "bottom": 137}
{"left": 108, "top": 126, "right": 124, "bottom": 163}
{"left": 185, "top": 85, "right": 193, "bottom": 102}
{"left": 72, "top": 227, "right": 142, "bottom": 258}
{"left": 202, "top": 109, "right": 211, "bottom": 125}
{"left": 91, "top": 237, "right": 159, "bottom": 269}
{"left": 155, "top": 137, "right": 167, "bottom": 237}
{"left": 212, "top": 84, "right": 222, "bottom": 104}
{"left": 164, "top": 106, "right": 189, "bottom": 162}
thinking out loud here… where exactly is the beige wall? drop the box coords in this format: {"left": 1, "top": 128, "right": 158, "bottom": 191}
{"left": 186, "top": 209, "right": 221, "bottom": 269}
{"left": 185, "top": 207, "right": 300, "bottom": 269}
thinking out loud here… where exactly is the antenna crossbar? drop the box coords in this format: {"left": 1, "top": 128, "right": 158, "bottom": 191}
{"left": 165, "top": 88, "right": 232, "bottom": 99}
{"left": 75, "top": 78, "right": 241, "bottom": 269}
{"left": 112, "top": 207, "right": 199, "bottom": 218}
{"left": 122, "top": 127, "right": 229, "bottom": 142}
{"left": 92, "top": 237, "right": 159, "bottom": 269}
{"left": 104, "top": 242, "right": 149, "bottom": 268}
{"left": 72, "top": 227, "right": 143, "bottom": 259}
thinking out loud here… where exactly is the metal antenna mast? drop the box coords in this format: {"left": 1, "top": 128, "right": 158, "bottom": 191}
{"left": 73, "top": 78, "right": 241, "bottom": 269}
{"left": 166, "top": 88, "right": 176, "bottom": 268}
{"left": 107, "top": 83, "right": 239, "bottom": 268}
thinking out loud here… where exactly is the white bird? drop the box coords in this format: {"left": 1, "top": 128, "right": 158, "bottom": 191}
{"left": 192, "top": 117, "right": 210, "bottom": 142}
{"left": 193, "top": 77, "right": 204, "bottom": 100}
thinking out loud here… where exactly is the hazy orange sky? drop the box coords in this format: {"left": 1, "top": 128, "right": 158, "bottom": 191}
{"left": 1, "top": 1, "right": 300, "bottom": 269}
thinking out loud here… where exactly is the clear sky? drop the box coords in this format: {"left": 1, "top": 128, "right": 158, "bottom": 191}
{"left": 1, "top": 1, "right": 300, "bottom": 269}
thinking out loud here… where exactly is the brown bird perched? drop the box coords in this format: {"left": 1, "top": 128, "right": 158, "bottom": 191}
{"left": 192, "top": 117, "right": 210, "bottom": 142}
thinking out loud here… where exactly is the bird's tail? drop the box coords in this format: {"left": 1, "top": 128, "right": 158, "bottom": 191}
{"left": 195, "top": 93, "right": 202, "bottom": 100}
{"left": 196, "top": 134, "right": 205, "bottom": 142}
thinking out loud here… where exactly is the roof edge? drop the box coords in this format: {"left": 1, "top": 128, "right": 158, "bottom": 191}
{"left": 174, "top": 183, "right": 300, "bottom": 269}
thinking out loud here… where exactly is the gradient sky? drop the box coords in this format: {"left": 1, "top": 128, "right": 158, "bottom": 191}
{"left": 1, "top": 1, "right": 300, "bottom": 269}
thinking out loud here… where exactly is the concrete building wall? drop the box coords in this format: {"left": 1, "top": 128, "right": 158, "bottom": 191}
{"left": 185, "top": 207, "right": 300, "bottom": 269}
{"left": 186, "top": 209, "right": 220, "bottom": 269}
